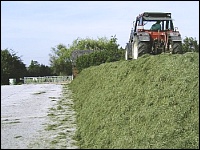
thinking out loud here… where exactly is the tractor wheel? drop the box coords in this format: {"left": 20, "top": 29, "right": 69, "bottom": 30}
{"left": 125, "top": 44, "right": 129, "bottom": 60}
{"left": 132, "top": 37, "right": 149, "bottom": 59}
{"left": 172, "top": 42, "right": 182, "bottom": 54}
{"left": 138, "top": 42, "right": 149, "bottom": 56}
{"left": 132, "top": 38, "right": 138, "bottom": 59}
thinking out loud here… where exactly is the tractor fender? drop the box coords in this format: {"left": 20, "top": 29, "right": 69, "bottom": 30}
{"left": 168, "top": 32, "right": 182, "bottom": 42}
{"left": 137, "top": 32, "right": 150, "bottom": 41}
{"left": 170, "top": 36, "right": 182, "bottom": 42}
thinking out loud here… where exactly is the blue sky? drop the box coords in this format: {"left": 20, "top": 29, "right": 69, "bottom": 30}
{"left": 1, "top": 1, "right": 199, "bottom": 66}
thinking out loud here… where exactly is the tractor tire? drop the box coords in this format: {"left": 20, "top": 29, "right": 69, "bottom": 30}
{"left": 138, "top": 41, "right": 149, "bottom": 56}
{"left": 132, "top": 37, "right": 149, "bottom": 59}
{"left": 132, "top": 38, "right": 138, "bottom": 59}
{"left": 125, "top": 44, "right": 129, "bottom": 60}
{"left": 172, "top": 42, "right": 182, "bottom": 54}
{"left": 125, "top": 49, "right": 129, "bottom": 60}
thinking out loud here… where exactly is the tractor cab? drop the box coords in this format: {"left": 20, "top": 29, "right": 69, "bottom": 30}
{"left": 133, "top": 12, "right": 174, "bottom": 32}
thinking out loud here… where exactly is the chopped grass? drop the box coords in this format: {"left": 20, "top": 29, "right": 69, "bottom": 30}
{"left": 47, "top": 113, "right": 56, "bottom": 117}
{"left": 69, "top": 52, "right": 199, "bottom": 149}
{"left": 45, "top": 124, "right": 58, "bottom": 131}
{"left": 3, "top": 121, "right": 21, "bottom": 124}
{"left": 14, "top": 135, "right": 22, "bottom": 138}
{"left": 57, "top": 105, "right": 63, "bottom": 110}
{"left": 33, "top": 91, "right": 46, "bottom": 95}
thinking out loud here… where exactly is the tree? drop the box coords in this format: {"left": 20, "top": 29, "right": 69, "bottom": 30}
{"left": 27, "top": 60, "right": 41, "bottom": 77}
{"left": 49, "top": 44, "right": 72, "bottom": 75}
{"left": 1, "top": 49, "right": 27, "bottom": 85}
{"left": 75, "top": 35, "right": 125, "bottom": 72}
{"left": 39, "top": 64, "right": 54, "bottom": 77}
{"left": 49, "top": 35, "right": 125, "bottom": 75}
{"left": 27, "top": 60, "right": 54, "bottom": 77}
{"left": 182, "top": 37, "right": 199, "bottom": 53}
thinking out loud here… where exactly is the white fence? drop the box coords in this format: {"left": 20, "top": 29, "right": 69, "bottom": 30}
{"left": 24, "top": 76, "right": 73, "bottom": 84}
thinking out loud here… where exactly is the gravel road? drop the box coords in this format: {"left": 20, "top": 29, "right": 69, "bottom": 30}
{"left": 1, "top": 83, "right": 78, "bottom": 149}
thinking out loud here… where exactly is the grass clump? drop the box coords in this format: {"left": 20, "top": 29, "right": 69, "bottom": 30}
{"left": 33, "top": 91, "right": 46, "bottom": 95}
{"left": 45, "top": 124, "right": 58, "bottom": 131}
{"left": 69, "top": 52, "right": 199, "bottom": 149}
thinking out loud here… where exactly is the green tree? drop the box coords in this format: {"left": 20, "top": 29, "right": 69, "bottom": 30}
{"left": 39, "top": 64, "right": 54, "bottom": 76}
{"left": 182, "top": 37, "right": 199, "bottom": 53}
{"left": 27, "top": 60, "right": 41, "bottom": 77}
{"left": 75, "top": 35, "right": 125, "bottom": 72}
{"left": 69, "top": 36, "right": 110, "bottom": 51}
{"left": 1, "top": 49, "right": 27, "bottom": 85}
{"left": 49, "top": 44, "right": 72, "bottom": 75}
{"left": 27, "top": 60, "right": 54, "bottom": 77}
{"left": 49, "top": 36, "right": 125, "bottom": 75}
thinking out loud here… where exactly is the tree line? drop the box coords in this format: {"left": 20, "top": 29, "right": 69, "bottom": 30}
{"left": 1, "top": 50, "right": 55, "bottom": 85}
{"left": 1, "top": 36, "right": 199, "bottom": 85}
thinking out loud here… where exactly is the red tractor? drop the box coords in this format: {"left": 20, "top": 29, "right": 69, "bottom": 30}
{"left": 125, "top": 12, "right": 182, "bottom": 60}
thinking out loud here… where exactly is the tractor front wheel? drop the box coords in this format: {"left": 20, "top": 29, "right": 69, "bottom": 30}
{"left": 125, "top": 43, "right": 131, "bottom": 60}
{"left": 132, "top": 38, "right": 139, "bottom": 59}
{"left": 172, "top": 42, "right": 182, "bottom": 54}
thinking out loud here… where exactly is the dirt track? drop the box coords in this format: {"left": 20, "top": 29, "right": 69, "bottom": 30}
{"left": 1, "top": 83, "right": 78, "bottom": 149}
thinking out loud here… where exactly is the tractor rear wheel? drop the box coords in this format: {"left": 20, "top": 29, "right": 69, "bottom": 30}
{"left": 132, "top": 37, "right": 149, "bottom": 59}
{"left": 138, "top": 41, "right": 149, "bottom": 56}
{"left": 172, "top": 42, "right": 182, "bottom": 54}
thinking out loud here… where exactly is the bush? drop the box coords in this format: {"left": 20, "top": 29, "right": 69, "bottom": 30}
{"left": 76, "top": 49, "right": 125, "bottom": 72}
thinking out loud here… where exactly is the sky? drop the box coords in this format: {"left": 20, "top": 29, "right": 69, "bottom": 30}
{"left": 1, "top": 1, "right": 199, "bottom": 67}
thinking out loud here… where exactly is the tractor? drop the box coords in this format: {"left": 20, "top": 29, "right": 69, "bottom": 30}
{"left": 125, "top": 12, "right": 182, "bottom": 60}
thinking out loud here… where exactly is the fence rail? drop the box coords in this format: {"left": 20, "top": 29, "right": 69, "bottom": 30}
{"left": 24, "top": 76, "right": 73, "bottom": 84}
